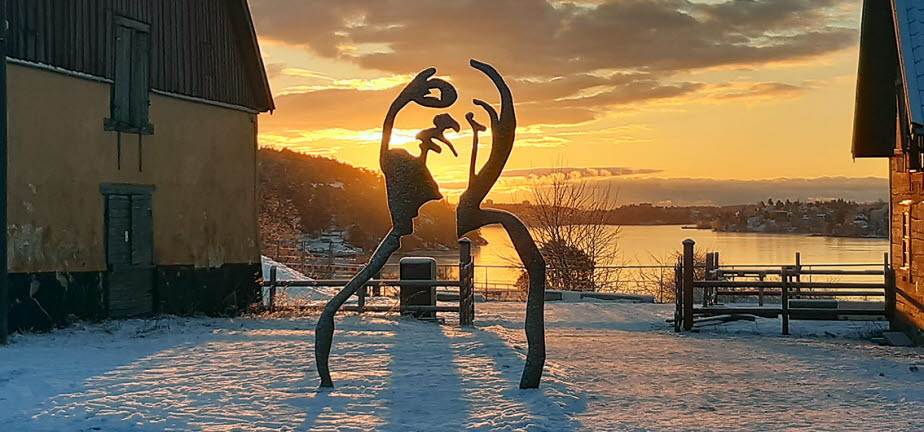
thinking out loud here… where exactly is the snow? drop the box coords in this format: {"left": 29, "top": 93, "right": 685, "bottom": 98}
{"left": 262, "top": 256, "right": 312, "bottom": 282}
{"left": 1, "top": 303, "right": 922, "bottom": 431}
{"left": 261, "top": 256, "right": 340, "bottom": 303}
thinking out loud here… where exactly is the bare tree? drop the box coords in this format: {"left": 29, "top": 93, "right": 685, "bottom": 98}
{"left": 516, "top": 173, "right": 621, "bottom": 292}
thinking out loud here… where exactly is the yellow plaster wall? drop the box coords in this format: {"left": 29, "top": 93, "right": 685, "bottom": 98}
{"left": 7, "top": 63, "right": 260, "bottom": 272}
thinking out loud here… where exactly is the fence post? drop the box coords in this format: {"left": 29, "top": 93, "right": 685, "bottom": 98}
{"left": 658, "top": 266, "right": 664, "bottom": 304}
{"left": 781, "top": 266, "right": 790, "bottom": 335}
{"left": 674, "top": 257, "right": 682, "bottom": 332}
{"left": 268, "top": 266, "right": 277, "bottom": 312}
{"left": 884, "top": 252, "right": 896, "bottom": 331}
{"left": 794, "top": 252, "right": 802, "bottom": 298}
{"left": 713, "top": 252, "right": 720, "bottom": 304}
{"left": 357, "top": 281, "right": 366, "bottom": 313}
{"left": 758, "top": 271, "right": 765, "bottom": 306}
{"left": 703, "top": 252, "right": 716, "bottom": 307}
{"left": 459, "top": 238, "right": 474, "bottom": 326}
{"left": 682, "top": 239, "right": 695, "bottom": 331}
{"left": 373, "top": 271, "right": 382, "bottom": 296}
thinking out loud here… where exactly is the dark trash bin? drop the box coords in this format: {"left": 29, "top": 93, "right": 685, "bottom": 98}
{"left": 399, "top": 257, "right": 437, "bottom": 319}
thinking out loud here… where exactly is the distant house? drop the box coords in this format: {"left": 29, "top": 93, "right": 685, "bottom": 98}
{"left": 852, "top": 0, "right": 924, "bottom": 339}
{"left": 6, "top": 1, "right": 274, "bottom": 330}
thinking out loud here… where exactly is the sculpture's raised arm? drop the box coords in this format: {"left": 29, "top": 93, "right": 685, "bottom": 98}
{"left": 456, "top": 60, "right": 546, "bottom": 389}
{"left": 380, "top": 68, "right": 457, "bottom": 162}
{"left": 463, "top": 60, "right": 517, "bottom": 211}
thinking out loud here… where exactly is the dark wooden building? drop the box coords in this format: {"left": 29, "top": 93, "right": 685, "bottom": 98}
{"left": 5, "top": 1, "right": 273, "bottom": 330}
{"left": 853, "top": 0, "right": 924, "bottom": 340}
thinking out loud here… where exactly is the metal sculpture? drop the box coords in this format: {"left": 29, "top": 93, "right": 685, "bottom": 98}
{"left": 315, "top": 68, "right": 458, "bottom": 388}
{"left": 457, "top": 60, "right": 547, "bottom": 389}
{"left": 314, "top": 60, "right": 546, "bottom": 390}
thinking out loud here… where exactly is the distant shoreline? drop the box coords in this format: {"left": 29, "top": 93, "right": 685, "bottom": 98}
{"left": 514, "top": 222, "right": 888, "bottom": 240}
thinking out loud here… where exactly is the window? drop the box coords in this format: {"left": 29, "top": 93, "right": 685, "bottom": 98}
{"left": 104, "top": 17, "right": 153, "bottom": 134}
{"left": 903, "top": 211, "right": 910, "bottom": 267}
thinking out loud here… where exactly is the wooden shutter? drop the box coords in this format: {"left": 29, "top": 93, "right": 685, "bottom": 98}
{"left": 130, "top": 194, "right": 154, "bottom": 266}
{"left": 130, "top": 30, "right": 151, "bottom": 128}
{"left": 111, "top": 26, "right": 134, "bottom": 125}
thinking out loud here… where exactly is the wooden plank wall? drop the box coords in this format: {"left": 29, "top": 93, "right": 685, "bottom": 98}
{"left": 890, "top": 153, "right": 924, "bottom": 335}
{"left": 6, "top": 0, "right": 266, "bottom": 111}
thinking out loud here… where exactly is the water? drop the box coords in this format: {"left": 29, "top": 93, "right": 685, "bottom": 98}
{"left": 477, "top": 225, "right": 888, "bottom": 266}
{"left": 398, "top": 225, "right": 889, "bottom": 289}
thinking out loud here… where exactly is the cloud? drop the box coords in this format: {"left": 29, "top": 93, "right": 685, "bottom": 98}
{"left": 501, "top": 166, "right": 662, "bottom": 178}
{"left": 249, "top": 0, "right": 857, "bottom": 77}
{"left": 250, "top": 0, "right": 854, "bottom": 137}
{"left": 711, "top": 82, "right": 805, "bottom": 100}
{"left": 264, "top": 62, "right": 287, "bottom": 79}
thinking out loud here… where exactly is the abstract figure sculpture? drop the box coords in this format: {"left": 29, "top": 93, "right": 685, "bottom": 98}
{"left": 457, "top": 60, "right": 547, "bottom": 389}
{"left": 314, "top": 60, "right": 545, "bottom": 390}
{"left": 315, "top": 68, "right": 458, "bottom": 388}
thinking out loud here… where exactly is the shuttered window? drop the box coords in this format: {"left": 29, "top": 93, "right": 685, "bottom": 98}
{"left": 105, "top": 17, "right": 153, "bottom": 135}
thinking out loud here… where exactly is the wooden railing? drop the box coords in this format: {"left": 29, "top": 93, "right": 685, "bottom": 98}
{"left": 263, "top": 239, "right": 476, "bottom": 325}
{"left": 675, "top": 239, "right": 896, "bottom": 335}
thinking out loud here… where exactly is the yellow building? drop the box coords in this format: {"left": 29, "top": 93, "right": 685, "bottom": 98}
{"left": 5, "top": 1, "right": 274, "bottom": 330}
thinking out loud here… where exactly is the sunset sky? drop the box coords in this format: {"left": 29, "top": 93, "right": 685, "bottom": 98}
{"left": 248, "top": 0, "right": 887, "bottom": 205}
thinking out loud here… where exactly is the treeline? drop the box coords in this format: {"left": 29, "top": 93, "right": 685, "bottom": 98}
{"left": 488, "top": 199, "right": 887, "bottom": 239}
{"left": 258, "top": 148, "right": 475, "bottom": 254}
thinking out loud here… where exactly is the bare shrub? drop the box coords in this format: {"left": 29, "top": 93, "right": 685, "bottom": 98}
{"left": 512, "top": 172, "right": 621, "bottom": 292}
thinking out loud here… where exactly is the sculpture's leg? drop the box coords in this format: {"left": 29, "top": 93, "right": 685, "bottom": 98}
{"left": 483, "top": 210, "right": 546, "bottom": 389}
{"left": 315, "top": 229, "right": 402, "bottom": 388}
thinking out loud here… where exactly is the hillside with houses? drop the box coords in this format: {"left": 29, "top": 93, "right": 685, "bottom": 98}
{"left": 702, "top": 199, "right": 888, "bottom": 238}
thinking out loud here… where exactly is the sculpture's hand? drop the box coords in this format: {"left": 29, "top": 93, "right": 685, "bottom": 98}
{"left": 396, "top": 68, "right": 458, "bottom": 109}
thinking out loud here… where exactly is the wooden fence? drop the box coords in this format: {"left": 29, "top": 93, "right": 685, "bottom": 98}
{"left": 263, "top": 239, "right": 476, "bottom": 325}
{"left": 675, "top": 239, "right": 896, "bottom": 335}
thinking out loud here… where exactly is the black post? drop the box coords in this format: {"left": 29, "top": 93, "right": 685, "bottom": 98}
{"left": 268, "top": 266, "right": 277, "bottom": 312}
{"left": 0, "top": 0, "right": 9, "bottom": 345}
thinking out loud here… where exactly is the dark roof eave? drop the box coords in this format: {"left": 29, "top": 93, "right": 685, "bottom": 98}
{"left": 852, "top": 0, "right": 900, "bottom": 158}
{"left": 230, "top": 0, "right": 275, "bottom": 113}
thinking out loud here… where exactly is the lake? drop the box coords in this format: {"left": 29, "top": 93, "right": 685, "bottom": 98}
{"left": 397, "top": 225, "right": 889, "bottom": 289}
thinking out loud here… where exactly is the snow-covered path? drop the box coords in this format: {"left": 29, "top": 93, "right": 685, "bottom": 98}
{"left": 1, "top": 303, "right": 922, "bottom": 431}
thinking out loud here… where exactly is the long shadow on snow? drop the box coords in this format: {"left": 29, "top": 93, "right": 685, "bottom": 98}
{"left": 467, "top": 325, "right": 588, "bottom": 430}
{"left": 383, "top": 317, "right": 470, "bottom": 430}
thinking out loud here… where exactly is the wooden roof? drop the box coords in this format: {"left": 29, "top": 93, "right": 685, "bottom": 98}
{"left": 6, "top": 0, "right": 274, "bottom": 113}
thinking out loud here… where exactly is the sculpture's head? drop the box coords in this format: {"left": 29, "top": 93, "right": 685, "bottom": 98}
{"left": 465, "top": 112, "right": 487, "bottom": 133}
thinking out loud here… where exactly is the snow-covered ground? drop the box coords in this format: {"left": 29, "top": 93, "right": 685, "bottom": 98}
{"left": 1, "top": 302, "right": 922, "bottom": 431}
